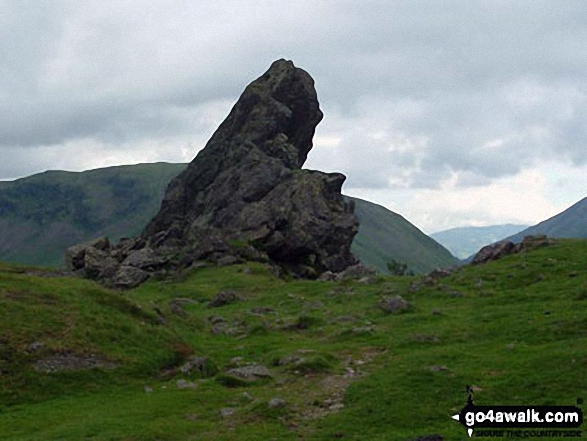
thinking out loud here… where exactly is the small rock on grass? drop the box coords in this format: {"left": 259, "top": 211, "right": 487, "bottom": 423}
{"left": 179, "top": 355, "right": 218, "bottom": 377}
{"left": 177, "top": 379, "right": 198, "bottom": 389}
{"left": 268, "top": 397, "right": 286, "bottom": 408}
{"left": 221, "top": 408, "right": 236, "bottom": 418}
{"left": 429, "top": 365, "right": 448, "bottom": 372}
{"left": 28, "top": 341, "right": 43, "bottom": 352}
{"left": 230, "top": 356, "right": 245, "bottom": 366}
{"left": 378, "top": 295, "right": 410, "bottom": 313}
{"left": 169, "top": 298, "right": 198, "bottom": 317}
{"left": 226, "top": 364, "right": 272, "bottom": 381}
{"left": 358, "top": 275, "right": 377, "bottom": 284}
{"left": 208, "top": 290, "right": 240, "bottom": 307}
{"left": 208, "top": 315, "right": 226, "bottom": 324}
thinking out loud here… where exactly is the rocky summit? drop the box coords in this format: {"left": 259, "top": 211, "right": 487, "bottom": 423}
{"left": 67, "top": 59, "right": 358, "bottom": 287}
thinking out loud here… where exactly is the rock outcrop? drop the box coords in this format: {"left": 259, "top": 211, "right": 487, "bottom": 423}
{"left": 471, "top": 235, "right": 555, "bottom": 265}
{"left": 67, "top": 59, "right": 358, "bottom": 287}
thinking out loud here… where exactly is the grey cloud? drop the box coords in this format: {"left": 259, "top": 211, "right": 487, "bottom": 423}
{"left": 2, "top": 0, "right": 587, "bottom": 187}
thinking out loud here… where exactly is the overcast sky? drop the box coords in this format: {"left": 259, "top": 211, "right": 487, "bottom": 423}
{"left": 2, "top": 0, "right": 586, "bottom": 233}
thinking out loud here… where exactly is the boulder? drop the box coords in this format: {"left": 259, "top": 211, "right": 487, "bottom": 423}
{"left": 121, "top": 247, "right": 166, "bottom": 270}
{"left": 317, "top": 270, "right": 336, "bottom": 281}
{"left": 208, "top": 290, "right": 240, "bottom": 308}
{"left": 379, "top": 295, "right": 410, "bottom": 314}
{"left": 114, "top": 266, "right": 150, "bottom": 289}
{"left": 83, "top": 247, "right": 118, "bottom": 279}
{"left": 334, "top": 263, "right": 377, "bottom": 281}
{"left": 179, "top": 355, "right": 218, "bottom": 378}
{"left": 472, "top": 235, "right": 555, "bottom": 265}
{"left": 66, "top": 59, "right": 358, "bottom": 286}
{"left": 471, "top": 241, "right": 516, "bottom": 264}
{"left": 65, "top": 237, "right": 110, "bottom": 271}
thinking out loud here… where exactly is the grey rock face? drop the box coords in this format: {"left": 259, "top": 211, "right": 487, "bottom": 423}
{"left": 66, "top": 59, "right": 358, "bottom": 286}
{"left": 143, "top": 59, "right": 357, "bottom": 275}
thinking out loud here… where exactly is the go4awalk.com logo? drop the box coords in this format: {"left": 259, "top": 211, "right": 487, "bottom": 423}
{"left": 451, "top": 386, "right": 583, "bottom": 438}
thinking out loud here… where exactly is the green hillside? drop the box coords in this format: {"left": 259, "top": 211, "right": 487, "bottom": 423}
{"left": 349, "top": 196, "right": 458, "bottom": 274}
{"left": 430, "top": 224, "right": 528, "bottom": 259}
{"left": 508, "top": 197, "right": 587, "bottom": 243}
{"left": 0, "top": 239, "right": 586, "bottom": 439}
{"left": 0, "top": 164, "right": 457, "bottom": 274}
{"left": 0, "top": 163, "right": 187, "bottom": 267}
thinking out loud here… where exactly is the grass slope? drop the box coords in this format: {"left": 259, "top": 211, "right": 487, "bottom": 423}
{"left": 430, "top": 224, "right": 529, "bottom": 260}
{"left": 349, "top": 196, "right": 458, "bottom": 274}
{"left": 1, "top": 239, "right": 585, "bottom": 440}
{"left": 0, "top": 163, "right": 457, "bottom": 273}
{"left": 0, "top": 163, "right": 187, "bottom": 267}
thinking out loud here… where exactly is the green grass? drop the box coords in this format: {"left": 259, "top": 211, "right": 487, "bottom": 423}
{"left": 1, "top": 239, "right": 586, "bottom": 440}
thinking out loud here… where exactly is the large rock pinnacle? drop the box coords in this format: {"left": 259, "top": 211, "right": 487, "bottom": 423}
{"left": 144, "top": 59, "right": 323, "bottom": 237}
{"left": 67, "top": 60, "right": 359, "bottom": 287}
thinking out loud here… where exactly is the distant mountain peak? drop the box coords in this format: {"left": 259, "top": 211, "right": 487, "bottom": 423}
{"left": 505, "top": 197, "right": 587, "bottom": 243}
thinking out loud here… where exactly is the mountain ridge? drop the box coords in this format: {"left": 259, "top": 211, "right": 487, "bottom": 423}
{"left": 505, "top": 197, "right": 587, "bottom": 243}
{"left": 0, "top": 163, "right": 457, "bottom": 274}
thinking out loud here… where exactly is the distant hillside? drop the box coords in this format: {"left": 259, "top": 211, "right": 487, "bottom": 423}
{"left": 430, "top": 224, "right": 528, "bottom": 259}
{"left": 347, "top": 197, "right": 458, "bottom": 274}
{"left": 506, "top": 197, "right": 587, "bottom": 242}
{"left": 0, "top": 163, "right": 457, "bottom": 273}
{"left": 0, "top": 163, "right": 187, "bottom": 267}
